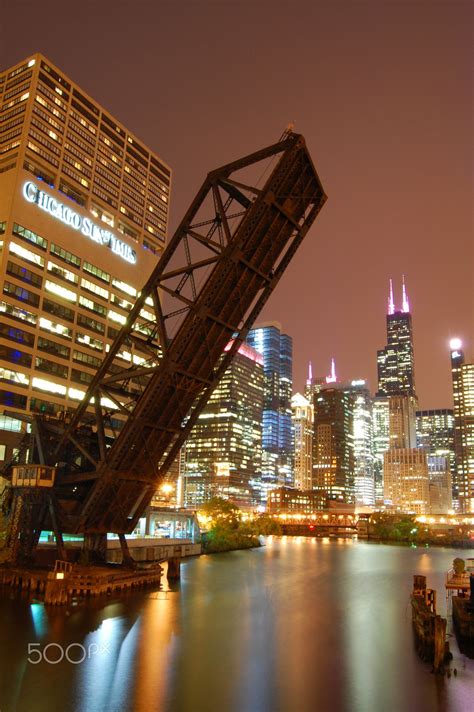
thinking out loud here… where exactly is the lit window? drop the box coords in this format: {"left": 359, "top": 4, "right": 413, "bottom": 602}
{"left": 45, "top": 280, "right": 76, "bottom": 302}
{"left": 108, "top": 310, "right": 126, "bottom": 325}
{"left": 111, "top": 279, "right": 136, "bottom": 297}
{"left": 39, "top": 317, "right": 72, "bottom": 338}
{"left": 32, "top": 377, "right": 66, "bottom": 396}
{"left": 9, "top": 242, "right": 44, "bottom": 267}
{"left": 0, "top": 368, "right": 29, "bottom": 386}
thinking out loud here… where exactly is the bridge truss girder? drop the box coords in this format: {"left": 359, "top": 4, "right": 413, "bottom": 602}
{"left": 6, "top": 133, "right": 326, "bottom": 544}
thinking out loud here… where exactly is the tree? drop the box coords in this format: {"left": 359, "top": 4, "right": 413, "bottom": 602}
{"left": 200, "top": 497, "right": 241, "bottom": 529}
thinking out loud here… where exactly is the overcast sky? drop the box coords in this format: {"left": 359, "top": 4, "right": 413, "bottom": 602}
{"left": 2, "top": 0, "right": 472, "bottom": 407}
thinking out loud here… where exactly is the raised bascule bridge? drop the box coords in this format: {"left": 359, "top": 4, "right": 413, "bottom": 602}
{"left": 0, "top": 132, "right": 326, "bottom": 569}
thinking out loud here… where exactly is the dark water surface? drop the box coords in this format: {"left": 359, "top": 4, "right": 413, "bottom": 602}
{"left": 1, "top": 538, "right": 473, "bottom": 712}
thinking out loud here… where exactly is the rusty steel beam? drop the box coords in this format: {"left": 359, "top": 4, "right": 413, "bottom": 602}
{"left": 23, "top": 132, "right": 326, "bottom": 537}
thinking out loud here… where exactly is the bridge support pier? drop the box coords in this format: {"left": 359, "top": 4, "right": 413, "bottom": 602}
{"left": 167, "top": 557, "right": 181, "bottom": 580}
{"left": 118, "top": 533, "right": 135, "bottom": 567}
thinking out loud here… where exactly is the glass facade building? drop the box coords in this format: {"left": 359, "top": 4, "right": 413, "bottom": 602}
{"left": 246, "top": 322, "right": 294, "bottom": 501}
{"left": 312, "top": 386, "right": 355, "bottom": 503}
{"left": 183, "top": 341, "right": 265, "bottom": 509}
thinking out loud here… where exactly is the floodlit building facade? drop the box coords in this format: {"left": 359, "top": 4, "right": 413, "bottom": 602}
{"left": 0, "top": 54, "right": 171, "bottom": 472}
{"left": 384, "top": 447, "right": 429, "bottom": 515}
{"left": 183, "top": 341, "right": 265, "bottom": 509}
{"left": 291, "top": 392, "right": 313, "bottom": 491}
{"left": 349, "top": 380, "right": 375, "bottom": 506}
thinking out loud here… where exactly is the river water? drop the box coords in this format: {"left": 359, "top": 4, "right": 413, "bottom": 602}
{"left": 0, "top": 538, "right": 473, "bottom": 712}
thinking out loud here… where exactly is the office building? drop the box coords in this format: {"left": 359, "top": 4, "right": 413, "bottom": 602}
{"left": 450, "top": 340, "right": 474, "bottom": 512}
{"left": 183, "top": 340, "right": 265, "bottom": 509}
{"left": 349, "top": 380, "right": 375, "bottom": 506}
{"left": 416, "top": 408, "right": 455, "bottom": 484}
{"left": 377, "top": 277, "right": 431, "bottom": 512}
{"left": 0, "top": 54, "right": 171, "bottom": 471}
{"left": 246, "top": 322, "right": 294, "bottom": 499}
{"left": 377, "top": 276, "right": 416, "bottom": 398}
{"left": 384, "top": 448, "right": 429, "bottom": 515}
{"left": 313, "top": 385, "right": 355, "bottom": 503}
{"left": 388, "top": 395, "right": 418, "bottom": 449}
{"left": 427, "top": 455, "right": 452, "bottom": 514}
{"left": 303, "top": 360, "right": 325, "bottom": 404}
{"left": 291, "top": 392, "right": 313, "bottom": 490}
{"left": 373, "top": 396, "right": 389, "bottom": 504}
{"left": 267, "top": 486, "right": 327, "bottom": 514}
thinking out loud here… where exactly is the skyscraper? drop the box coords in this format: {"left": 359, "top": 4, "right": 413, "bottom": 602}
{"left": 383, "top": 448, "right": 429, "bottom": 515}
{"left": 416, "top": 408, "right": 455, "bottom": 513}
{"left": 313, "top": 385, "right": 355, "bottom": 503}
{"left": 303, "top": 361, "right": 325, "bottom": 403}
{"left": 246, "top": 322, "right": 293, "bottom": 499}
{"left": 372, "top": 396, "right": 389, "bottom": 504}
{"left": 377, "top": 276, "right": 416, "bottom": 398}
{"left": 291, "top": 392, "right": 313, "bottom": 490}
{"left": 0, "top": 54, "right": 171, "bottom": 472}
{"left": 379, "top": 277, "right": 429, "bottom": 513}
{"left": 349, "top": 380, "right": 375, "bottom": 506}
{"left": 450, "top": 339, "right": 474, "bottom": 512}
{"left": 183, "top": 340, "right": 265, "bottom": 509}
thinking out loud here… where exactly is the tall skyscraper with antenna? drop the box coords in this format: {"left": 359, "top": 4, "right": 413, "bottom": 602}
{"left": 377, "top": 275, "right": 416, "bottom": 398}
{"left": 378, "top": 277, "right": 429, "bottom": 513}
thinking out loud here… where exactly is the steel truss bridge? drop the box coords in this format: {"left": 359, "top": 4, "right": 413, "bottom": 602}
{"left": 1, "top": 132, "right": 326, "bottom": 564}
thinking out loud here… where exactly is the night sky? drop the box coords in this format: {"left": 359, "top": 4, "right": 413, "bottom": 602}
{"left": 2, "top": 1, "right": 472, "bottom": 408}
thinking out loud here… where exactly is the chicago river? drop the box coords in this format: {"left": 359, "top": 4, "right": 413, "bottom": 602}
{"left": 0, "top": 539, "right": 473, "bottom": 712}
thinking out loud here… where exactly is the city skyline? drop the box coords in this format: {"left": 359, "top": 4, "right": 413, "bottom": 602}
{"left": 2, "top": 1, "right": 472, "bottom": 411}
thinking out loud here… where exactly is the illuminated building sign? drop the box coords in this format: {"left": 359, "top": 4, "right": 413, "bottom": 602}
{"left": 23, "top": 182, "right": 137, "bottom": 264}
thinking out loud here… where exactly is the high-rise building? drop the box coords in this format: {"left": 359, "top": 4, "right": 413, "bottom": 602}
{"left": 291, "top": 392, "right": 313, "bottom": 490}
{"left": 377, "top": 276, "right": 416, "bottom": 398}
{"left": 427, "top": 455, "right": 452, "bottom": 514}
{"left": 416, "top": 409, "right": 455, "bottom": 480}
{"left": 383, "top": 448, "right": 429, "bottom": 515}
{"left": 0, "top": 54, "right": 171, "bottom": 473}
{"left": 313, "top": 385, "right": 355, "bottom": 503}
{"left": 246, "top": 322, "right": 293, "bottom": 498}
{"left": 183, "top": 340, "right": 265, "bottom": 509}
{"left": 372, "top": 396, "right": 389, "bottom": 504}
{"left": 388, "top": 395, "right": 418, "bottom": 449}
{"left": 450, "top": 339, "right": 474, "bottom": 512}
{"left": 378, "top": 277, "right": 430, "bottom": 513}
{"left": 303, "top": 360, "right": 325, "bottom": 404}
{"left": 349, "top": 380, "right": 375, "bottom": 506}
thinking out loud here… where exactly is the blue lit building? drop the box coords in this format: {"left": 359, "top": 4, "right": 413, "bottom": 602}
{"left": 246, "top": 322, "right": 294, "bottom": 502}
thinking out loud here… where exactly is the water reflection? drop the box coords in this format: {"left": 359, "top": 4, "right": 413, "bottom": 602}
{"left": 0, "top": 541, "right": 473, "bottom": 712}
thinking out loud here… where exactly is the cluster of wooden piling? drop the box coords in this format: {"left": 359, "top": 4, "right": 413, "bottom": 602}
{"left": 0, "top": 559, "right": 173, "bottom": 605}
{"left": 411, "top": 575, "right": 450, "bottom": 673}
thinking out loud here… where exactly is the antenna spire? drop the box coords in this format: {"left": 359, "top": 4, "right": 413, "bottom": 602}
{"left": 402, "top": 274, "right": 410, "bottom": 313}
{"left": 326, "top": 357, "right": 337, "bottom": 384}
{"left": 307, "top": 360, "right": 313, "bottom": 385}
{"left": 388, "top": 278, "right": 395, "bottom": 315}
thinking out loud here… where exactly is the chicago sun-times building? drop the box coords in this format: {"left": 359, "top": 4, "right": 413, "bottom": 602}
{"left": 0, "top": 54, "right": 171, "bottom": 473}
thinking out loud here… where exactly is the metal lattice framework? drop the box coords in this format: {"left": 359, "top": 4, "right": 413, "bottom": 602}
{"left": 5, "top": 132, "right": 327, "bottom": 544}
